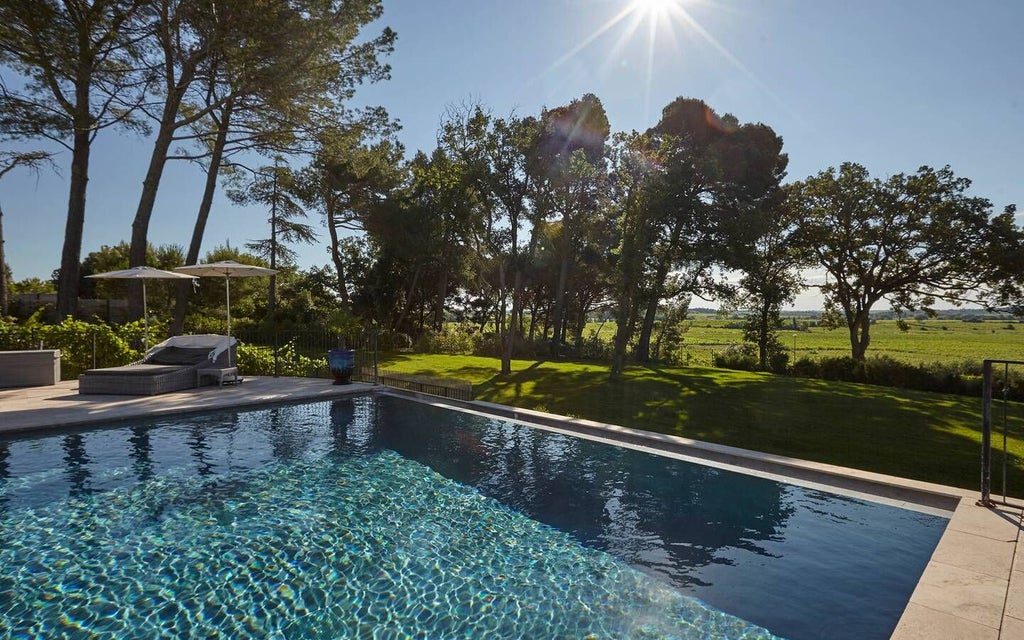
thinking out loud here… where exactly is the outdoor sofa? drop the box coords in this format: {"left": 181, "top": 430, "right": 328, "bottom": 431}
{"left": 78, "top": 334, "right": 237, "bottom": 396}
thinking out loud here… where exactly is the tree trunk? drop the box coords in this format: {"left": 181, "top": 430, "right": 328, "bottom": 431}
{"left": 393, "top": 263, "right": 421, "bottom": 333}
{"left": 758, "top": 305, "right": 770, "bottom": 369}
{"left": 502, "top": 270, "right": 522, "bottom": 374}
{"left": 433, "top": 267, "right": 448, "bottom": 331}
{"left": 171, "top": 102, "right": 234, "bottom": 335}
{"left": 635, "top": 220, "right": 681, "bottom": 362}
{"left": 57, "top": 124, "right": 92, "bottom": 320}
{"left": 128, "top": 111, "right": 178, "bottom": 318}
{"left": 550, "top": 254, "right": 570, "bottom": 356}
{"left": 269, "top": 174, "right": 278, "bottom": 315}
{"left": 636, "top": 292, "right": 659, "bottom": 362}
{"left": 610, "top": 287, "right": 633, "bottom": 378}
{"left": 326, "top": 203, "right": 349, "bottom": 306}
{"left": 0, "top": 206, "right": 6, "bottom": 315}
{"left": 850, "top": 311, "right": 871, "bottom": 361}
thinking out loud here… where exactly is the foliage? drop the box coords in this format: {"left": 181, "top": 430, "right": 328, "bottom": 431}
{"left": 231, "top": 163, "right": 318, "bottom": 269}
{"left": 0, "top": 0, "right": 151, "bottom": 319}
{"left": 235, "top": 339, "right": 326, "bottom": 378}
{"left": 713, "top": 343, "right": 760, "bottom": 371}
{"left": 0, "top": 314, "right": 141, "bottom": 379}
{"left": 414, "top": 323, "right": 481, "bottom": 355}
{"left": 789, "top": 163, "right": 1021, "bottom": 361}
{"left": 9, "top": 277, "right": 56, "bottom": 295}
{"left": 788, "top": 354, "right": 1022, "bottom": 401}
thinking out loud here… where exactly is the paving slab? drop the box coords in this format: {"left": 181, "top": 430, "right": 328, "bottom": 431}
{"left": 892, "top": 603, "right": 998, "bottom": 640}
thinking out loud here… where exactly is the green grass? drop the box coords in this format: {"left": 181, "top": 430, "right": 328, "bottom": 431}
{"left": 579, "top": 318, "right": 1024, "bottom": 367}
{"left": 377, "top": 353, "right": 1024, "bottom": 494}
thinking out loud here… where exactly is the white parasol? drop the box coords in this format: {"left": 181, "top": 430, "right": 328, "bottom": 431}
{"left": 86, "top": 266, "right": 198, "bottom": 350}
{"left": 174, "top": 261, "right": 278, "bottom": 364}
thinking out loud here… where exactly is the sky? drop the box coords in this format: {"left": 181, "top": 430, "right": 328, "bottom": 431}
{"left": 2, "top": 0, "right": 1023, "bottom": 310}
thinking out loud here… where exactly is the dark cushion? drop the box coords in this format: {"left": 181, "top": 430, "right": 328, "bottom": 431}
{"left": 82, "top": 364, "right": 187, "bottom": 376}
{"left": 146, "top": 346, "right": 212, "bottom": 366}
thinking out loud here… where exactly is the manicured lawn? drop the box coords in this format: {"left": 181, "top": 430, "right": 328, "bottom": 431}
{"left": 377, "top": 353, "right": 1024, "bottom": 494}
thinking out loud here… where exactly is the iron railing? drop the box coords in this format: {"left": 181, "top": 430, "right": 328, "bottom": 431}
{"left": 980, "top": 359, "right": 1024, "bottom": 507}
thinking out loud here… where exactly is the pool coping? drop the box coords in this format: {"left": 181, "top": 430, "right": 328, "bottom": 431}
{"left": 0, "top": 378, "right": 1021, "bottom": 639}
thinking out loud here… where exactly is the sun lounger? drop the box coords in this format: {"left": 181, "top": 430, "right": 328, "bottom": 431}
{"left": 78, "top": 335, "right": 237, "bottom": 396}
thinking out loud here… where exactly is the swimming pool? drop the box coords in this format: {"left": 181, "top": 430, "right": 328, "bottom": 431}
{"left": 0, "top": 394, "right": 947, "bottom": 638}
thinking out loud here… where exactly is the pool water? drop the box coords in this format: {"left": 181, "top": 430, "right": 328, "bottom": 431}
{"left": 0, "top": 395, "right": 947, "bottom": 639}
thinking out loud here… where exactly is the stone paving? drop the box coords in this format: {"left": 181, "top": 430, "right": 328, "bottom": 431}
{"left": 0, "top": 378, "right": 1021, "bottom": 639}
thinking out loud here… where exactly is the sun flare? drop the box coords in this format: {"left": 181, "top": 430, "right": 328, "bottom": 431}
{"left": 629, "top": 0, "right": 680, "bottom": 21}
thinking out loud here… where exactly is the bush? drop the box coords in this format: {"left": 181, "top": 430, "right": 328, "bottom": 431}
{"left": 787, "top": 354, "right": 1024, "bottom": 401}
{"left": 414, "top": 323, "right": 480, "bottom": 355}
{"left": 0, "top": 315, "right": 141, "bottom": 379}
{"left": 713, "top": 343, "right": 759, "bottom": 372}
{"left": 236, "top": 339, "right": 326, "bottom": 377}
{"left": 817, "top": 356, "right": 865, "bottom": 382}
{"left": 768, "top": 352, "right": 790, "bottom": 374}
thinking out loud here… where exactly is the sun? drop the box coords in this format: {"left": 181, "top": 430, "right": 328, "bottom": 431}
{"left": 629, "top": 0, "right": 680, "bottom": 21}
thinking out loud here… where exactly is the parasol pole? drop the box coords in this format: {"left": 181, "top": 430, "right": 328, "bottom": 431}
{"left": 142, "top": 280, "right": 149, "bottom": 351}
{"left": 225, "top": 274, "right": 232, "bottom": 366}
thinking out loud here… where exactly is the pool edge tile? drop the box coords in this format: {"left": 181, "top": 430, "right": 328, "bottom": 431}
{"left": 892, "top": 603, "right": 998, "bottom": 640}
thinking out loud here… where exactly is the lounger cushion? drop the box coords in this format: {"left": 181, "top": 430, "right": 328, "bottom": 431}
{"left": 81, "top": 364, "right": 187, "bottom": 376}
{"left": 147, "top": 347, "right": 213, "bottom": 366}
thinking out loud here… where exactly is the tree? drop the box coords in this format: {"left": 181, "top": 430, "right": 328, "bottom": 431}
{"left": 295, "top": 130, "right": 405, "bottom": 308}
{"left": 127, "top": 0, "right": 393, "bottom": 318}
{"left": 0, "top": 150, "right": 58, "bottom": 314}
{"left": 166, "top": 0, "right": 396, "bottom": 332}
{"left": 228, "top": 162, "right": 317, "bottom": 314}
{"left": 608, "top": 131, "right": 662, "bottom": 377}
{"left": 633, "top": 98, "right": 785, "bottom": 363}
{"left": 531, "top": 94, "right": 611, "bottom": 356}
{"left": 735, "top": 195, "right": 806, "bottom": 370}
{"left": 790, "top": 162, "right": 1015, "bottom": 361}
{"left": 484, "top": 115, "right": 541, "bottom": 374}
{"left": 0, "top": 0, "right": 150, "bottom": 319}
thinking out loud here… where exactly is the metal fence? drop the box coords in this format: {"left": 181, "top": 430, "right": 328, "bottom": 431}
{"left": 980, "top": 359, "right": 1024, "bottom": 507}
{"left": 231, "top": 328, "right": 378, "bottom": 380}
{"left": 376, "top": 369, "right": 474, "bottom": 401}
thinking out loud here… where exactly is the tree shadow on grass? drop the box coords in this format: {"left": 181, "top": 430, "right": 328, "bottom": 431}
{"left": 476, "top": 360, "right": 1024, "bottom": 492}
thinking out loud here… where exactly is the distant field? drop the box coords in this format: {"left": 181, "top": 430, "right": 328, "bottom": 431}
{"left": 583, "top": 318, "right": 1024, "bottom": 366}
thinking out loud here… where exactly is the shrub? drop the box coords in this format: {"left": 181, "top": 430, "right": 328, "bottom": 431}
{"left": 817, "top": 356, "right": 864, "bottom": 382}
{"left": 791, "top": 357, "right": 819, "bottom": 378}
{"left": 414, "top": 323, "right": 480, "bottom": 355}
{"left": 713, "top": 343, "right": 759, "bottom": 372}
{"left": 0, "top": 315, "right": 140, "bottom": 379}
{"left": 236, "top": 339, "right": 326, "bottom": 377}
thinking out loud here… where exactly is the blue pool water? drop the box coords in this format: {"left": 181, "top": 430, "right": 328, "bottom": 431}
{"left": 0, "top": 395, "right": 947, "bottom": 639}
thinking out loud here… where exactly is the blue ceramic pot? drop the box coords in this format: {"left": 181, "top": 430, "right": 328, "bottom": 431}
{"left": 327, "top": 349, "right": 355, "bottom": 385}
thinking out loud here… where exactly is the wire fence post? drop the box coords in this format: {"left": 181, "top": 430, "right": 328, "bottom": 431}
{"left": 372, "top": 326, "right": 379, "bottom": 385}
{"left": 980, "top": 359, "right": 992, "bottom": 507}
{"left": 273, "top": 330, "right": 280, "bottom": 378}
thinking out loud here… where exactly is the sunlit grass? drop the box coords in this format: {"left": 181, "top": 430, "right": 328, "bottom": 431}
{"left": 582, "top": 318, "right": 1024, "bottom": 365}
{"left": 378, "top": 352, "right": 1024, "bottom": 494}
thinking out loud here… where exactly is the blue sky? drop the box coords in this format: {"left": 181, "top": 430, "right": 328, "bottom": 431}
{"left": 2, "top": 0, "right": 1022, "bottom": 309}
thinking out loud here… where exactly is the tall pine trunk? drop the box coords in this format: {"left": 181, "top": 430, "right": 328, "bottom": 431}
{"left": 171, "top": 102, "right": 233, "bottom": 335}
{"left": 57, "top": 124, "right": 92, "bottom": 320}
{"left": 128, "top": 103, "right": 181, "bottom": 319}
{"left": 0, "top": 205, "right": 6, "bottom": 315}
{"left": 326, "top": 208, "right": 349, "bottom": 306}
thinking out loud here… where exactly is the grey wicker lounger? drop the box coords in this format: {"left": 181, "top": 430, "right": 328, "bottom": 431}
{"left": 79, "top": 334, "right": 237, "bottom": 396}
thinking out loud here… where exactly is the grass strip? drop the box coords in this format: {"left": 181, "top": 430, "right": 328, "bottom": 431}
{"left": 377, "top": 353, "right": 1024, "bottom": 493}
